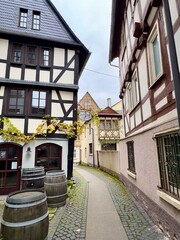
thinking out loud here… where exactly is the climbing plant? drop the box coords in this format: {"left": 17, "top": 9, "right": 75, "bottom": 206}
{"left": 0, "top": 111, "right": 99, "bottom": 143}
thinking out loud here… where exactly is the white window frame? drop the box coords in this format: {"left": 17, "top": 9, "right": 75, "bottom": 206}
{"left": 127, "top": 69, "right": 140, "bottom": 111}
{"left": 147, "top": 21, "right": 163, "bottom": 85}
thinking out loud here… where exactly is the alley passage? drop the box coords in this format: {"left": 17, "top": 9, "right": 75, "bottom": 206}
{"left": 51, "top": 165, "right": 168, "bottom": 240}
{"left": 77, "top": 166, "right": 168, "bottom": 240}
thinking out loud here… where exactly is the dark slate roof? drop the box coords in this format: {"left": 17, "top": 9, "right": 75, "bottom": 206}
{"left": 0, "top": 0, "right": 90, "bottom": 73}
{"left": 1, "top": 0, "right": 75, "bottom": 43}
{"left": 98, "top": 107, "right": 122, "bottom": 117}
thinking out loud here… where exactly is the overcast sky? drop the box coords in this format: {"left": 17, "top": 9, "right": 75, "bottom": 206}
{"left": 51, "top": 0, "right": 120, "bottom": 108}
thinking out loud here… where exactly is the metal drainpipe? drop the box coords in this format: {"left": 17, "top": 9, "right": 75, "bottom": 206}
{"left": 163, "top": 0, "right": 180, "bottom": 127}
{"left": 92, "top": 128, "right": 95, "bottom": 168}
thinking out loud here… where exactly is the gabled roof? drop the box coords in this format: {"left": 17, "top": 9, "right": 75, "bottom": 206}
{"left": 79, "top": 92, "right": 101, "bottom": 112}
{"left": 0, "top": 0, "right": 90, "bottom": 74}
{"left": 98, "top": 106, "right": 121, "bottom": 117}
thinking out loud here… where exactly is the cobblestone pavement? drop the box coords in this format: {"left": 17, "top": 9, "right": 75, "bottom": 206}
{"left": 0, "top": 165, "right": 169, "bottom": 240}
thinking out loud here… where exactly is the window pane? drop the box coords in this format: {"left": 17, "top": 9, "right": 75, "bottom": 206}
{"left": 42, "top": 49, "right": 50, "bottom": 66}
{"left": 33, "top": 11, "right": 40, "bottom": 30}
{"left": 33, "top": 91, "right": 39, "bottom": 98}
{"left": 28, "top": 46, "right": 36, "bottom": 65}
{"left": 8, "top": 89, "right": 25, "bottom": 114}
{"left": 40, "top": 100, "right": 45, "bottom": 108}
{"left": 32, "top": 90, "right": 46, "bottom": 114}
{"left": 13, "top": 45, "right": 22, "bottom": 63}
{"left": 106, "top": 120, "right": 111, "bottom": 129}
{"left": 153, "top": 35, "right": 161, "bottom": 77}
{"left": 19, "top": 9, "right": 28, "bottom": 28}
{"left": 6, "top": 172, "right": 17, "bottom": 186}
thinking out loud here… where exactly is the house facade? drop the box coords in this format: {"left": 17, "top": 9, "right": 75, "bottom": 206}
{"left": 0, "top": 0, "right": 89, "bottom": 194}
{"left": 78, "top": 94, "right": 122, "bottom": 172}
{"left": 109, "top": 0, "right": 180, "bottom": 238}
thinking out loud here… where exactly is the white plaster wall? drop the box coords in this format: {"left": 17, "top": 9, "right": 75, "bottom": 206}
{"left": 135, "top": 108, "right": 141, "bottom": 126}
{"left": 0, "top": 63, "right": 6, "bottom": 78}
{"left": 0, "top": 86, "right": 4, "bottom": 96}
{"left": 169, "top": 0, "right": 178, "bottom": 25}
{"left": 68, "top": 50, "right": 75, "bottom": 68}
{"left": 22, "top": 139, "right": 68, "bottom": 176}
{"left": 51, "top": 103, "right": 63, "bottom": 117}
{"left": 64, "top": 104, "right": 73, "bottom": 117}
{"left": 141, "top": 0, "right": 148, "bottom": 15}
{"left": 138, "top": 51, "right": 149, "bottom": 99}
{"left": 0, "top": 99, "right": 3, "bottom": 114}
{"left": 119, "top": 118, "right": 180, "bottom": 221}
{"left": 61, "top": 91, "right": 73, "bottom": 101}
{"left": 0, "top": 39, "right": 8, "bottom": 60}
{"left": 52, "top": 91, "right": 59, "bottom": 100}
{"left": 155, "top": 97, "right": 168, "bottom": 111}
{"left": 10, "top": 67, "right": 21, "bottom": 80}
{"left": 174, "top": 29, "right": 180, "bottom": 71}
{"left": 9, "top": 118, "right": 25, "bottom": 132}
{"left": 59, "top": 70, "right": 74, "bottom": 84}
{"left": 134, "top": 4, "right": 140, "bottom": 23}
{"left": 54, "top": 48, "right": 65, "bottom": 66}
{"left": 39, "top": 70, "right": 50, "bottom": 83}
{"left": 28, "top": 119, "right": 44, "bottom": 133}
{"left": 24, "top": 69, "right": 36, "bottom": 81}
{"left": 53, "top": 69, "right": 74, "bottom": 84}
{"left": 142, "top": 99, "right": 151, "bottom": 121}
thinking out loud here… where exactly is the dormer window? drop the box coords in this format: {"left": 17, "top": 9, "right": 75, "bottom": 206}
{"left": 32, "top": 11, "right": 41, "bottom": 30}
{"left": 19, "top": 8, "right": 28, "bottom": 28}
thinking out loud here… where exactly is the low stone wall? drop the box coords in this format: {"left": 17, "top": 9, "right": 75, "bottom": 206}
{"left": 98, "top": 151, "right": 120, "bottom": 177}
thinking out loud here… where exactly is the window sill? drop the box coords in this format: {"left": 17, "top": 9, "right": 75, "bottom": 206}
{"left": 127, "top": 170, "right": 136, "bottom": 180}
{"left": 157, "top": 189, "right": 180, "bottom": 210}
{"left": 149, "top": 72, "right": 164, "bottom": 89}
{"left": 129, "top": 101, "right": 140, "bottom": 115}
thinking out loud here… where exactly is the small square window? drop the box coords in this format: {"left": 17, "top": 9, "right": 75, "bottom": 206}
{"left": 19, "top": 8, "right": 28, "bottom": 28}
{"left": 32, "top": 11, "right": 41, "bottom": 30}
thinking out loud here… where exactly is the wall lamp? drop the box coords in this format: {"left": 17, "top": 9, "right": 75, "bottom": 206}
{"left": 26, "top": 147, "right": 32, "bottom": 153}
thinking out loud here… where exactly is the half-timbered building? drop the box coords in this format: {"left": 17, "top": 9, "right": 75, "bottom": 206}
{"left": 0, "top": 0, "right": 89, "bottom": 194}
{"left": 109, "top": 0, "right": 180, "bottom": 237}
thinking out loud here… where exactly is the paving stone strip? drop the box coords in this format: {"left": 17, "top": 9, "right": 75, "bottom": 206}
{"left": 80, "top": 166, "right": 169, "bottom": 240}
{"left": 50, "top": 169, "right": 88, "bottom": 240}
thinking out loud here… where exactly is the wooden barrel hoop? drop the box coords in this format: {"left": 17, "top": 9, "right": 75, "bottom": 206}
{"left": 1, "top": 189, "right": 49, "bottom": 240}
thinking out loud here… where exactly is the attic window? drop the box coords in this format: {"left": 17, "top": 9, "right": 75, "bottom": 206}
{"left": 19, "top": 8, "right": 28, "bottom": 28}
{"left": 32, "top": 11, "right": 41, "bottom": 30}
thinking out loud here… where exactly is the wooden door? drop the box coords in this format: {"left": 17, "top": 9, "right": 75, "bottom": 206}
{"left": 35, "top": 143, "right": 62, "bottom": 171}
{"left": 0, "top": 144, "right": 22, "bottom": 195}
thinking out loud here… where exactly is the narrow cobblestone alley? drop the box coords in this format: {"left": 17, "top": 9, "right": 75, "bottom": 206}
{"left": 0, "top": 166, "right": 170, "bottom": 240}
{"left": 50, "top": 165, "right": 169, "bottom": 240}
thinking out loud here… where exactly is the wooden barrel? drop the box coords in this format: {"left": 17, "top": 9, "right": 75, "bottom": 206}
{"left": 44, "top": 170, "right": 67, "bottom": 207}
{"left": 21, "top": 167, "right": 45, "bottom": 190}
{"left": 1, "top": 190, "right": 49, "bottom": 240}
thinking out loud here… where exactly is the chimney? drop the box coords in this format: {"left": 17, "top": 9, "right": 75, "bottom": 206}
{"left": 107, "top": 98, "right": 111, "bottom": 107}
